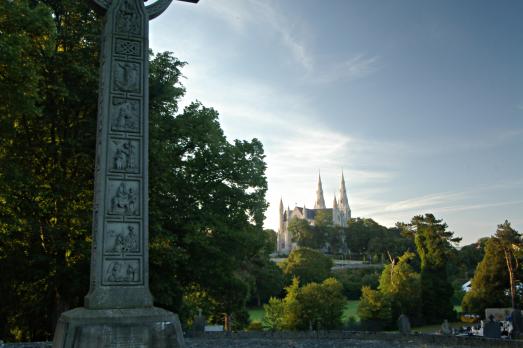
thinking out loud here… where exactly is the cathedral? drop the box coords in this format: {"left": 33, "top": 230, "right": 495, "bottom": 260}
{"left": 277, "top": 172, "right": 351, "bottom": 254}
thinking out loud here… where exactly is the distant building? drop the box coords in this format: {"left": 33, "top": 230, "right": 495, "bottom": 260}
{"left": 277, "top": 172, "right": 351, "bottom": 254}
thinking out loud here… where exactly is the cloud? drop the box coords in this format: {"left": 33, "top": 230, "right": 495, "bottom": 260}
{"left": 198, "top": 0, "right": 313, "bottom": 72}
{"left": 312, "top": 54, "right": 381, "bottom": 84}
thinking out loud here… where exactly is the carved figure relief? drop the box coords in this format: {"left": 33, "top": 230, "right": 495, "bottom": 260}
{"left": 104, "top": 259, "right": 140, "bottom": 283}
{"left": 115, "top": 0, "right": 141, "bottom": 35}
{"left": 108, "top": 181, "right": 139, "bottom": 216}
{"left": 114, "top": 62, "right": 140, "bottom": 93}
{"left": 110, "top": 139, "right": 139, "bottom": 173}
{"left": 111, "top": 98, "right": 139, "bottom": 132}
{"left": 105, "top": 223, "right": 140, "bottom": 254}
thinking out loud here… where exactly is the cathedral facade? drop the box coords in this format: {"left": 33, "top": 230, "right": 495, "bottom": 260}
{"left": 277, "top": 172, "right": 351, "bottom": 254}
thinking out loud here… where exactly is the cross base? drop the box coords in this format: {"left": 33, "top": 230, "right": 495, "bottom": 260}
{"left": 52, "top": 307, "right": 185, "bottom": 348}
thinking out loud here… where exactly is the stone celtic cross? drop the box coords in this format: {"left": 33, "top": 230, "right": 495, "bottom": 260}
{"left": 85, "top": 0, "right": 198, "bottom": 309}
{"left": 53, "top": 1, "right": 198, "bottom": 347}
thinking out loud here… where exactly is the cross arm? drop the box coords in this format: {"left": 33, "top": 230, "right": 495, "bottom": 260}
{"left": 146, "top": 0, "right": 199, "bottom": 20}
{"left": 92, "top": 0, "right": 111, "bottom": 11}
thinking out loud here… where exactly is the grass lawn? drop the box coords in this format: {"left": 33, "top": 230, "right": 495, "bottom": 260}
{"left": 248, "top": 307, "right": 265, "bottom": 322}
{"left": 342, "top": 300, "right": 360, "bottom": 322}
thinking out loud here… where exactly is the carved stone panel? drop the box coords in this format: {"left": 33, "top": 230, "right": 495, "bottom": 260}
{"left": 111, "top": 97, "right": 140, "bottom": 133}
{"left": 105, "top": 222, "right": 140, "bottom": 254}
{"left": 113, "top": 61, "right": 141, "bottom": 93}
{"left": 103, "top": 258, "right": 141, "bottom": 285}
{"left": 109, "top": 138, "right": 140, "bottom": 173}
{"left": 115, "top": 38, "right": 142, "bottom": 57}
{"left": 115, "top": 0, "right": 142, "bottom": 35}
{"left": 107, "top": 180, "right": 140, "bottom": 216}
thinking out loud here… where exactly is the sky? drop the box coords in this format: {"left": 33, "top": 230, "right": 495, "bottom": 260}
{"left": 149, "top": 0, "right": 523, "bottom": 245}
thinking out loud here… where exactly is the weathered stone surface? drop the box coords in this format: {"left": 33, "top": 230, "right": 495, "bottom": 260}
{"left": 52, "top": 307, "right": 184, "bottom": 348}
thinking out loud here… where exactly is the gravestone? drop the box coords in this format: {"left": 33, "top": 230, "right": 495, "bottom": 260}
{"left": 397, "top": 314, "right": 411, "bottom": 335}
{"left": 52, "top": 0, "right": 198, "bottom": 347}
{"left": 192, "top": 309, "right": 206, "bottom": 335}
{"left": 440, "top": 319, "right": 451, "bottom": 335}
{"left": 511, "top": 309, "right": 522, "bottom": 338}
{"left": 483, "top": 315, "right": 501, "bottom": 339}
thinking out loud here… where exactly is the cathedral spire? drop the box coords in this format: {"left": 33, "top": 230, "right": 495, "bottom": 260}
{"left": 333, "top": 194, "right": 338, "bottom": 209}
{"left": 338, "top": 171, "right": 349, "bottom": 210}
{"left": 314, "top": 172, "right": 326, "bottom": 209}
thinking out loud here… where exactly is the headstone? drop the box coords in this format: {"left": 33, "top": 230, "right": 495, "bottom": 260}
{"left": 52, "top": 1, "right": 198, "bottom": 347}
{"left": 441, "top": 319, "right": 451, "bottom": 335}
{"left": 511, "top": 309, "right": 522, "bottom": 338}
{"left": 397, "top": 314, "right": 411, "bottom": 335}
{"left": 192, "top": 309, "right": 206, "bottom": 334}
{"left": 483, "top": 315, "right": 501, "bottom": 339}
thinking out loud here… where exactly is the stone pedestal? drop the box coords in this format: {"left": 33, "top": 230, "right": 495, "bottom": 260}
{"left": 52, "top": 307, "right": 184, "bottom": 348}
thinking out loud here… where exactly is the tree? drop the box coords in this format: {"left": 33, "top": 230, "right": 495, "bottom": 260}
{"left": 0, "top": 0, "right": 100, "bottom": 340}
{"left": 264, "top": 277, "right": 347, "bottom": 331}
{"left": 378, "top": 252, "right": 422, "bottom": 324}
{"left": 296, "top": 278, "right": 347, "bottom": 330}
{"left": 262, "top": 297, "right": 285, "bottom": 331}
{"left": 461, "top": 238, "right": 511, "bottom": 315}
{"left": 333, "top": 268, "right": 380, "bottom": 300}
{"left": 492, "top": 220, "right": 521, "bottom": 308}
{"left": 357, "top": 286, "right": 392, "bottom": 329}
{"left": 278, "top": 247, "right": 333, "bottom": 285}
{"left": 288, "top": 217, "right": 320, "bottom": 249}
{"left": 404, "top": 214, "right": 460, "bottom": 323}
{"left": 461, "top": 221, "right": 521, "bottom": 314}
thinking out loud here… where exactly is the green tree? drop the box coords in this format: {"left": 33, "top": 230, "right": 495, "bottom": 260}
{"left": 461, "top": 238, "right": 511, "bottom": 314}
{"left": 492, "top": 221, "right": 521, "bottom": 308}
{"left": 262, "top": 297, "right": 285, "bottom": 331}
{"left": 265, "top": 277, "right": 347, "bottom": 331}
{"left": 0, "top": 0, "right": 99, "bottom": 340}
{"left": 279, "top": 247, "right": 333, "bottom": 285}
{"left": 357, "top": 286, "right": 392, "bottom": 329}
{"left": 461, "top": 221, "right": 521, "bottom": 314}
{"left": 405, "top": 214, "right": 460, "bottom": 323}
{"left": 296, "top": 278, "right": 347, "bottom": 330}
{"left": 378, "top": 252, "right": 422, "bottom": 324}
{"left": 288, "top": 217, "right": 320, "bottom": 249}
{"left": 333, "top": 268, "right": 380, "bottom": 300}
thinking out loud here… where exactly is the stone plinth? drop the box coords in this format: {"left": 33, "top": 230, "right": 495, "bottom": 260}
{"left": 52, "top": 307, "right": 184, "bottom": 348}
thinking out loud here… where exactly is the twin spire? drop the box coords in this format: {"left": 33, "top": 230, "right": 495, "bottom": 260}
{"left": 314, "top": 171, "right": 349, "bottom": 211}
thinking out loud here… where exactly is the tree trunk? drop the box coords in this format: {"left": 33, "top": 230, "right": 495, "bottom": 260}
{"left": 504, "top": 249, "right": 516, "bottom": 309}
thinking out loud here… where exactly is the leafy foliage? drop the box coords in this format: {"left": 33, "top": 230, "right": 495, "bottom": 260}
{"left": 278, "top": 247, "right": 333, "bottom": 285}
{"left": 378, "top": 252, "right": 422, "bottom": 324}
{"left": 404, "top": 214, "right": 460, "bottom": 323}
{"left": 263, "top": 277, "right": 346, "bottom": 330}
{"left": 461, "top": 221, "right": 521, "bottom": 314}
{"left": 332, "top": 268, "right": 381, "bottom": 300}
{"left": 358, "top": 286, "right": 392, "bottom": 323}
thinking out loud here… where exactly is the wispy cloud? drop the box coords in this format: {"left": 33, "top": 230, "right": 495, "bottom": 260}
{"left": 312, "top": 54, "right": 381, "bottom": 84}
{"left": 199, "top": 0, "right": 313, "bottom": 72}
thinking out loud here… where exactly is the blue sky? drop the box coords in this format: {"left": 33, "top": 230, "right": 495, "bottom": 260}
{"left": 149, "top": 0, "right": 523, "bottom": 244}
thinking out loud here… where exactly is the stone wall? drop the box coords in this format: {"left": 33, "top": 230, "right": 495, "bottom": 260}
{"left": 186, "top": 331, "right": 523, "bottom": 348}
{"left": 4, "top": 331, "right": 523, "bottom": 348}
